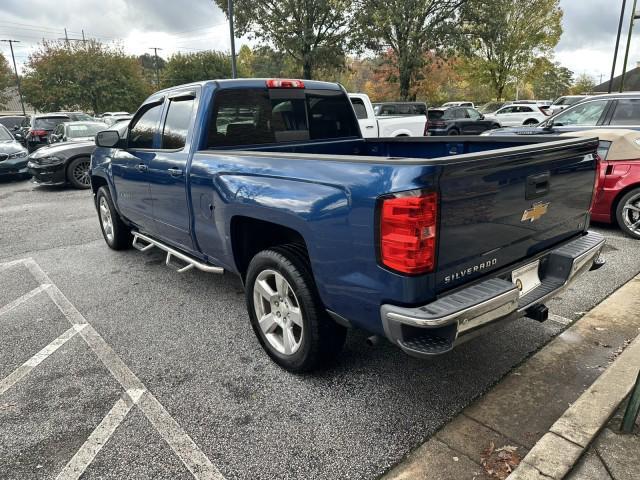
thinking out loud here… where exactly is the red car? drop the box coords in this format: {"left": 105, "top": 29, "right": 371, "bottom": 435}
{"left": 565, "top": 130, "right": 640, "bottom": 239}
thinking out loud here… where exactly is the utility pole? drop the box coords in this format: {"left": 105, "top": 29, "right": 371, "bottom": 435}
{"left": 149, "top": 47, "right": 163, "bottom": 88}
{"left": 610, "top": 0, "right": 627, "bottom": 93}
{"left": 228, "top": 0, "right": 237, "bottom": 78}
{"left": 1, "top": 39, "right": 26, "bottom": 115}
{"left": 64, "top": 27, "right": 69, "bottom": 45}
{"left": 620, "top": 0, "right": 640, "bottom": 92}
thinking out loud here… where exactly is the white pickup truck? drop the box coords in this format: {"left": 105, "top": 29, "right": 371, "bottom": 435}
{"left": 349, "top": 93, "right": 426, "bottom": 138}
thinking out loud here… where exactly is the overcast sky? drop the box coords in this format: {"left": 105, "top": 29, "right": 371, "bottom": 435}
{"left": 0, "top": 0, "right": 637, "bottom": 86}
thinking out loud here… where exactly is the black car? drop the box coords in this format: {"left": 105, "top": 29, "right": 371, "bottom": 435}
{"left": 27, "top": 122, "right": 125, "bottom": 189}
{"left": 373, "top": 102, "right": 428, "bottom": 116}
{"left": 0, "top": 124, "right": 29, "bottom": 179}
{"left": 21, "top": 114, "right": 71, "bottom": 153}
{"left": 483, "top": 92, "right": 640, "bottom": 136}
{"left": 0, "top": 115, "right": 27, "bottom": 133}
{"left": 426, "top": 107, "right": 500, "bottom": 135}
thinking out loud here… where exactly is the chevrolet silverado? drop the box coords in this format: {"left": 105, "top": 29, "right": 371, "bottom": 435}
{"left": 90, "top": 78, "right": 605, "bottom": 372}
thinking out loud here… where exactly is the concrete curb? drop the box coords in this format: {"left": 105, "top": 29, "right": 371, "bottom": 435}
{"left": 508, "top": 334, "right": 640, "bottom": 480}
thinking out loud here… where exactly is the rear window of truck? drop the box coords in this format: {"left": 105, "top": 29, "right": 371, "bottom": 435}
{"left": 207, "top": 88, "right": 359, "bottom": 148}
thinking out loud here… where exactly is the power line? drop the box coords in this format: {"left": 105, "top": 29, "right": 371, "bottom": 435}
{"left": 0, "top": 39, "right": 26, "bottom": 115}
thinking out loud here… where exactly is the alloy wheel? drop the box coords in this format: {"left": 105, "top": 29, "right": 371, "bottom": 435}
{"left": 99, "top": 196, "right": 114, "bottom": 243}
{"left": 622, "top": 192, "right": 640, "bottom": 236}
{"left": 72, "top": 160, "right": 91, "bottom": 186}
{"left": 253, "top": 269, "right": 304, "bottom": 355}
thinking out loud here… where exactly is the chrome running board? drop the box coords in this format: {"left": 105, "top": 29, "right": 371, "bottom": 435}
{"left": 132, "top": 231, "right": 224, "bottom": 274}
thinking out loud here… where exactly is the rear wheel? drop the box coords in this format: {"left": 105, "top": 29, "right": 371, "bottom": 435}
{"left": 67, "top": 157, "right": 91, "bottom": 189}
{"left": 616, "top": 188, "right": 640, "bottom": 239}
{"left": 523, "top": 119, "right": 539, "bottom": 126}
{"left": 448, "top": 128, "right": 460, "bottom": 136}
{"left": 96, "top": 186, "right": 131, "bottom": 250}
{"left": 245, "top": 246, "right": 347, "bottom": 372}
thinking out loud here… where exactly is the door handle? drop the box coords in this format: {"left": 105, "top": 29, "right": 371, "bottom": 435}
{"left": 366, "top": 125, "right": 375, "bottom": 129}
{"left": 136, "top": 163, "right": 148, "bottom": 173}
{"left": 168, "top": 168, "right": 183, "bottom": 177}
{"left": 526, "top": 172, "right": 551, "bottom": 199}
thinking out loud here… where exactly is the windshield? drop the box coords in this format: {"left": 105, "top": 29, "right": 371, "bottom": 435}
{"left": 67, "top": 123, "right": 107, "bottom": 138}
{"left": 0, "top": 126, "right": 13, "bottom": 141}
{"left": 34, "top": 117, "right": 69, "bottom": 130}
{"left": 479, "top": 102, "right": 504, "bottom": 113}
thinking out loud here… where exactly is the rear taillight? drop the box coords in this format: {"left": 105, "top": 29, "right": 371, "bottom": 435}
{"left": 590, "top": 154, "right": 604, "bottom": 213}
{"left": 379, "top": 192, "right": 438, "bottom": 275}
{"left": 31, "top": 129, "right": 48, "bottom": 137}
{"left": 266, "top": 79, "right": 305, "bottom": 89}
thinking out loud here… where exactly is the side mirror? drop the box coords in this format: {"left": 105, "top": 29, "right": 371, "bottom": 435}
{"left": 96, "top": 130, "right": 120, "bottom": 148}
{"left": 542, "top": 120, "right": 554, "bottom": 131}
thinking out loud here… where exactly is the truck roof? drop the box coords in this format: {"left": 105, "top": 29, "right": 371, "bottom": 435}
{"left": 152, "top": 78, "right": 344, "bottom": 96}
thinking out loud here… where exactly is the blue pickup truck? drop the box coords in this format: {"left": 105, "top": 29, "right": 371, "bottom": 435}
{"left": 90, "top": 79, "right": 605, "bottom": 372}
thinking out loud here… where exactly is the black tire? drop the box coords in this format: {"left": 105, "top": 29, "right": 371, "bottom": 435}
{"left": 491, "top": 123, "right": 501, "bottom": 129}
{"left": 523, "top": 119, "right": 539, "bottom": 126}
{"left": 448, "top": 128, "right": 460, "bottom": 136}
{"left": 245, "top": 245, "right": 347, "bottom": 372}
{"left": 615, "top": 187, "right": 640, "bottom": 239}
{"left": 96, "top": 186, "right": 131, "bottom": 250}
{"left": 67, "top": 157, "right": 92, "bottom": 189}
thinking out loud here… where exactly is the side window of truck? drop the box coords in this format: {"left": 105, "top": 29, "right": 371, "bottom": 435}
{"left": 128, "top": 103, "right": 163, "bottom": 149}
{"left": 162, "top": 97, "right": 195, "bottom": 149}
{"left": 350, "top": 98, "right": 368, "bottom": 119}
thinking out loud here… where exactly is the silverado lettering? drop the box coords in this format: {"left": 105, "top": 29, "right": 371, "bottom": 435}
{"left": 90, "top": 78, "right": 605, "bottom": 372}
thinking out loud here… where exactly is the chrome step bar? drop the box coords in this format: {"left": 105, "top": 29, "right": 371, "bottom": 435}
{"left": 132, "top": 231, "right": 224, "bottom": 274}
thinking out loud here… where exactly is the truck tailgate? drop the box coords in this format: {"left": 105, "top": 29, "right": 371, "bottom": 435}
{"left": 435, "top": 137, "right": 598, "bottom": 292}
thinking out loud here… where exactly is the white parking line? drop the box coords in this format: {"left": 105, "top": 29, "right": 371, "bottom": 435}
{"left": 1, "top": 258, "right": 226, "bottom": 480}
{"left": 56, "top": 388, "right": 146, "bottom": 480}
{"left": 0, "top": 324, "right": 87, "bottom": 396}
{"left": 0, "top": 284, "right": 51, "bottom": 317}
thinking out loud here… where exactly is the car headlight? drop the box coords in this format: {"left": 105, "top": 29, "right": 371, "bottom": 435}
{"left": 34, "top": 155, "right": 65, "bottom": 166}
{"left": 8, "top": 151, "right": 27, "bottom": 159}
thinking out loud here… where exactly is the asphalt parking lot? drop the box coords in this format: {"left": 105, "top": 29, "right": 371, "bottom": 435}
{"left": 1, "top": 177, "right": 639, "bottom": 480}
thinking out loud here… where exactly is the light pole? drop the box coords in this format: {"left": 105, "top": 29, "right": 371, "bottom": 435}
{"left": 1, "top": 39, "right": 26, "bottom": 115}
{"left": 149, "top": 47, "right": 163, "bottom": 88}
{"left": 227, "top": 0, "right": 237, "bottom": 78}
{"left": 620, "top": 0, "right": 640, "bottom": 92}
{"left": 610, "top": 0, "right": 627, "bottom": 93}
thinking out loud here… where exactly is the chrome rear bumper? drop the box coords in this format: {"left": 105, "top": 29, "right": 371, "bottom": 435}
{"left": 381, "top": 231, "right": 605, "bottom": 358}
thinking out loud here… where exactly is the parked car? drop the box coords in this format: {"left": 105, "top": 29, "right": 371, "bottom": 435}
{"left": 49, "top": 121, "right": 108, "bottom": 144}
{"left": 20, "top": 114, "right": 71, "bottom": 152}
{"left": 0, "top": 115, "right": 27, "bottom": 133}
{"left": 0, "top": 124, "right": 29, "bottom": 179}
{"left": 426, "top": 106, "right": 500, "bottom": 135}
{"left": 561, "top": 129, "right": 640, "bottom": 239}
{"left": 484, "top": 103, "right": 548, "bottom": 127}
{"left": 478, "top": 101, "right": 509, "bottom": 114}
{"left": 482, "top": 93, "right": 640, "bottom": 136}
{"left": 441, "top": 101, "right": 475, "bottom": 108}
{"left": 90, "top": 78, "right": 604, "bottom": 372}
{"left": 27, "top": 123, "right": 126, "bottom": 189}
{"left": 547, "top": 95, "right": 588, "bottom": 115}
{"left": 100, "top": 111, "right": 129, "bottom": 118}
{"left": 372, "top": 101, "right": 428, "bottom": 116}
{"left": 350, "top": 93, "right": 426, "bottom": 137}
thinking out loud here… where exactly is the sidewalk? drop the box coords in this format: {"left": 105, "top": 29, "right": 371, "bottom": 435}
{"left": 566, "top": 399, "right": 640, "bottom": 480}
{"left": 382, "top": 275, "right": 640, "bottom": 480}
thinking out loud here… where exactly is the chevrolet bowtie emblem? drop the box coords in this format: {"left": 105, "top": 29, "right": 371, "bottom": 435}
{"left": 521, "top": 202, "right": 550, "bottom": 222}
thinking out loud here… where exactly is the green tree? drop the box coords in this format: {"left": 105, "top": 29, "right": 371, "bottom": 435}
{"left": 0, "top": 53, "right": 13, "bottom": 109}
{"left": 22, "top": 40, "right": 150, "bottom": 113}
{"left": 460, "top": 0, "right": 562, "bottom": 100}
{"left": 571, "top": 73, "right": 596, "bottom": 95}
{"left": 214, "top": 0, "right": 352, "bottom": 79}
{"left": 353, "top": 0, "right": 466, "bottom": 100}
{"left": 236, "top": 45, "right": 296, "bottom": 78}
{"left": 161, "top": 51, "right": 231, "bottom": 88}
{"left": 527, "top": 57, "right": 573, "bottom": 99}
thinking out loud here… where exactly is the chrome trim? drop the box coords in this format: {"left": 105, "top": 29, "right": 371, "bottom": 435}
{"left": 386, "top": 288, "right": 519, "bottom": 329}
{"left": 132, "top": 231, "right": 224, "bottom": 274}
